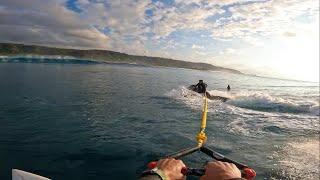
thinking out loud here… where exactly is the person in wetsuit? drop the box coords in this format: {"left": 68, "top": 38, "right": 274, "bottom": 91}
{"left": 227, "top": 85, "right": 231, "bottom": 91}
{"left": 195, "top": 80, "right": 207, "bottom": 94}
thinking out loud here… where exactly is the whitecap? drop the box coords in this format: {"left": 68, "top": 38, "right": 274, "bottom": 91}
{"left": 227, "top": 91, "right": 319, "bottom": 116}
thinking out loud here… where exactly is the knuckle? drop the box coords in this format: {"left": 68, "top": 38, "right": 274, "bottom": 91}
{"left": 157, "top": 159, "right": 164, "bottom": 164}
{"left": 231, "top": 163, "right": 237, "bottom": 168}
{"left": 177, "top": 159, "right": 185, "bottom": 166}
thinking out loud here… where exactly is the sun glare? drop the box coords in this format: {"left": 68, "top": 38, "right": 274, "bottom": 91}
{"left": 253, "top": 32, "right": 319, "bottom": 82}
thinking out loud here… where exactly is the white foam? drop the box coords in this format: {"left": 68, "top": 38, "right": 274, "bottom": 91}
{"left": 278, "top": 139, "right": 320, "bottom": 179}
{"left": 227, "top": 91, "right": 319, "bottom": 116}
{"left": 166, "top": 87, "right": 319, "bottom": 137}
{"left": 207, "top": 89, "right": 233, "bottom": 99}
{"left": 225, "top": 118, "right": 251, "bottom": 136}
{"left": 166, "top": 87, "right": 319, "bottom": 116}
{"left": 0, "top": 55, "right": 76, "bottom": 60}
{"left": 165, "top": 86, "right": 204, "bottom": 110}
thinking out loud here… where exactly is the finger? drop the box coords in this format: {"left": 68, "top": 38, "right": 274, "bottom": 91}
{"left": 218, "top": 161, "right": 230, "bottom": 167}
{"left": 200, "top": 175, "right": 207, "bottom": 180}
{"left": 176, "top": 159, "right": 186, "bottom": 167}
{"left": 157, "top": 159, "right": 165, "bottom": 165}
{"left": 157, "top": 159, "right": 168, "bottom": 167}
{"left": 230, "top": 163, "right": 237, "bottom": 169}
{"left": 211, "top": 161, "right": 222, "bottom": 168}
{"left": 164, "top": 158, "right": 175, "bottom": 167}
{"left": 204, "top": 161, "right": 214, "bottom": 169}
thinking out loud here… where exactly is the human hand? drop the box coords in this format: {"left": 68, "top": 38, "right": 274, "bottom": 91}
{"left": 157, "top": 158, "right": 186, "bottom": 180}
{"left": 200, "top": 161, "right": 241, "bottom": 180}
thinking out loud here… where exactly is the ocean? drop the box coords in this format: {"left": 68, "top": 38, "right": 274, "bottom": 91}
{"left": 0, "top": 59, "right": 319, "bottom": 179}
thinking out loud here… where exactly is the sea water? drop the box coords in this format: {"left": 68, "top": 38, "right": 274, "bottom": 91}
{"left": 0, "top": 60, "right": 319, "bottom": 179}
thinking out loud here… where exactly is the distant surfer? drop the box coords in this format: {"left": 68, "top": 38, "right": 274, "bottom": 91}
{"left": 188, "top": 80, "right": 229, "bottom": 102}
{"left": 227, "top": 85, "right": 231, "bottom": 91}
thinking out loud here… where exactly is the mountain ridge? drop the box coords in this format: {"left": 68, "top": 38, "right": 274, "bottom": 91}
{"left": 0, "top": 43, "right": 241, "bottom": 74}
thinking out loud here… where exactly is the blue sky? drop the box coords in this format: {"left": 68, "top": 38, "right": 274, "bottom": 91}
{"left": 0, "top": 0, "right": 318, "bottom": 81}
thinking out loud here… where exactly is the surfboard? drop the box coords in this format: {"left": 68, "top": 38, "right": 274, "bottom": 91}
{"left": 12, "top": 169, "right": 50, "bottom": 180}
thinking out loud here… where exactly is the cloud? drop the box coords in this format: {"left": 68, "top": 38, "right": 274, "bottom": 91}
{"left": 195, "top": 51, "right": 207, "bottom": 55}
{"left": 0, "top": 0, "right": 109, "bottom": 49}
{"left": 0, "top": 0, "right": 318, "bottom": 57}
{"left": 145, "top": 0, "right": 226, "bottom": 39}
{"left": 192, "top": 44, "right": 205, "bottom": 50}
{"left": 219, "top": 48, "right": 236, "bottom": 55}
{"left": 283, "top": 31, "right": 296, "bottom": 37}
{"left": 211, "top": 0, "right": 319, "bottom": 40}
{"left": 62, "top": 0, "right": 154, "bottom": 54}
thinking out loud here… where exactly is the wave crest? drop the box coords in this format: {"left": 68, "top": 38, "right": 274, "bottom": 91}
{"left": 227, "top": 92, "right": 319, "bottom": 116}
{"left": 167, "top": 87, "right": 319, "bottom": 116}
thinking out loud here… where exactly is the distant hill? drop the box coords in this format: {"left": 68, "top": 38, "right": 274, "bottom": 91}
{"left": 0, "top": 43, "right": 241, "bottom": 74}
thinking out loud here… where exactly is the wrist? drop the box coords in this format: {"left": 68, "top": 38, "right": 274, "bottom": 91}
{"left": 141, "top": 167, "right": 167, "bottom": 180}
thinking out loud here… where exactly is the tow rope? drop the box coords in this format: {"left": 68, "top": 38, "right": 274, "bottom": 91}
{"left": 196, "top": 94, "right": 208, "bottom": 147}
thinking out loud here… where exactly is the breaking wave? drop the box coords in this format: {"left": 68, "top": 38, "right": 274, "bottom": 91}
{"left": 0, "top": 56, "right": 99, "bottom": 64}
{"left": 166, "top": 87, "right": 319, "bottom": 116}
{"left": 227, "top": 92, "right": 319, "bottom": 116}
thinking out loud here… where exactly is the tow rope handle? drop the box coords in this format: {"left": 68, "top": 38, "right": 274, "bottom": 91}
{"left": 181, "top": 167, "right": 256, "bottom": 179}
{"left": 147, "top": 162, "right": 256, "bottom": 179}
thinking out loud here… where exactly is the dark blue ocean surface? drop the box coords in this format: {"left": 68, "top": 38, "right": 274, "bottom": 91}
{"left": 0, "top": 61, "right": 319, "bottom": 179}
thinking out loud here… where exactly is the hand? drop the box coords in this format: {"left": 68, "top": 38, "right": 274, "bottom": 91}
{"left": 200, "top": 161, "right": 241, "bottom": 180}
{"left": 157, "top": 158, "right": 186, "bottom": 180}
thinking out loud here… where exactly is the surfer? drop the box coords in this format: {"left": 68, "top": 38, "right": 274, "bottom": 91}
{"left": 189, "top": 80, "right": 211, "bottom": 97}
{"left": 188, "top": 80, "right": 229, "bottom": 102}
{"left": 227, "top": 85, "right": 231, "bottom": 91}
{"left": 195, "top": 80, "right": 207, "bottom": 94}
{"left": 140, "top": 158, "right": 244, "bottom": 180}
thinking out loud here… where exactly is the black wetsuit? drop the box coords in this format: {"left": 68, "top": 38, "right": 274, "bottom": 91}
{"left": 195, "top": 82, "right": 207, "bottom": 94}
